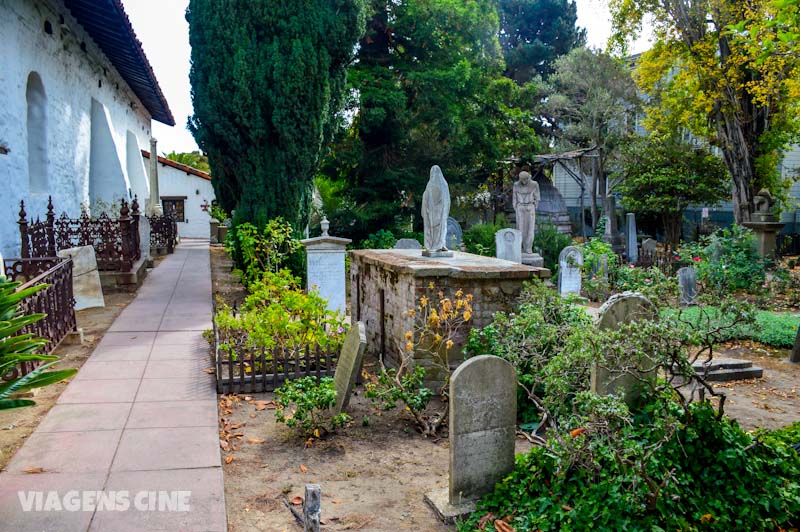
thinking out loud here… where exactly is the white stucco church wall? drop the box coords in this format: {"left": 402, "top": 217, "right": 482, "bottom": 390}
{"left": 0, "top": 0, "right": 167, "bottom": 259}
{"left": 142, "top": 152, "right": 216, "bottom": 239}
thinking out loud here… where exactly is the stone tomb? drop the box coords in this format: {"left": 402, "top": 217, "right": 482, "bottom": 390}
{"left": 332, "top": 321, "right": 367, "bottom": 415}
{"left": 350, "top": 249, "right": 549, "bottom": 386}
{"left": 558, "top": 246, "right": 583, "bottom": 296}
{"left": 57, "top": 245, "right": 105, "bottom": 310}
{"left": 591, "top": 292, "right": 658, "bottom": 405}
{"left": 301, "top": 230, "right": 351, "bottom": 316}
{"left": 495, "top": 228, "right": 522, "bottom": 263}
{"left": 425, "top": 355, "right": 517, "bottom": 522}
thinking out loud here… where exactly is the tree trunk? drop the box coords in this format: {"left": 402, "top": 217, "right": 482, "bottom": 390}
{"left": 663, "top": 212, "right": 682, "bottom": 251}
{"left": 714, "top": 104, "right": 756, "bottom": 224}
{"left": 590, "top": 157, "right": 599, "bottom": 230}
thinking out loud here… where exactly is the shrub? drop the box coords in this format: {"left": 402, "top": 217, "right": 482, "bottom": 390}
{"left": 681, "top": 225, "right": 768, "bottom": 296}
{"left": 463, "top": 222, "right": 503, "bottom": 256}
{"left": 613, "top": 264, "right": 679, "bottom": 305}
{"left": 581, "top": 222, "right": 619, "bottom": 300}
{"left": 359, "top": 229, "right": 397, "bottom": 249}
{"left": 274, "top": 376, "right": 350, "bottom": 436}
{"left": 459, "top": 400, "right": 800, "bottom": 532}
{"left": 534, "top": 223, "right": 573, "bottom": 272}
{"left": 214, "top": 269, "right": 346, "bottom": 358}
{"left": 227, "top": 218, "right": 302, "bottom": 286}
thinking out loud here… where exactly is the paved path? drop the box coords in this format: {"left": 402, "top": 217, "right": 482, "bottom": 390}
{"left": 0, "top": 241, "right": 226, "bottom": 531}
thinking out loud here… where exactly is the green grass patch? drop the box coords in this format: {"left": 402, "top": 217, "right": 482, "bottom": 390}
{"left": 663, "top": 306, "right": 800, "bottom": 348}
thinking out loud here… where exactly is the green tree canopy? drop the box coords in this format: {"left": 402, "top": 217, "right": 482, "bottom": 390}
{"left": 187, "top": 0, "right": 367, "bottom": 230}
{"left": 544, "top": 47, "right": 640, "bottom": 228}
{"left": 609, "top": 0, "right": 800, "bottom": 223}
{"left": 163, "top": 151, "right": 210, "bottom": 173}
{"left": 616, "top": 136, "right": 730, "bottom": 248}
{"left": 497, "top": 0, "right": 586, "bottom": 83}
{"left": 321, "top": 0, "right": 538, "bottom": 242}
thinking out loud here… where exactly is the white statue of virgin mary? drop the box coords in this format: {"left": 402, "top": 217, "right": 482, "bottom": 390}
{"left": 421, "top": 165, "right": 451, "bottom": 254}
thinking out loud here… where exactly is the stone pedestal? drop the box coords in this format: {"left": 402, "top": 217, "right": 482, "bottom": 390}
{"left": 350, "top": 249, "right": 549, "bottom": 387}
{"left": 521, "top": 253, "right": 544, "bottom": 267}
{"left": 209, "top": 218, "right": 220, "bottom": 244}
{"left": 301, "top": 234, "right": 352, "bottom": 316}
{"left": 743, "top": 220, "right": 785, "bottom": 260}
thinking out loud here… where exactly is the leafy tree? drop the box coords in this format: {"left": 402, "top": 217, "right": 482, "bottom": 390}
{"left": 187, "top": 0, "right": 367, "bottom": 230}
{"left": 163, "top": 151, "right": 210, "bottom": 173}
{"left": 497, "top": 0, "right": 586, "bottom": 83}
{"left": 609, "top": 0, "right": 800, "bottom": 223}
{"left": 320, "top": 0, "right": 539, "bottom": 242}
{"left": 616, "top": 136, "right": 730, "bottom": 248}
{"left": 544, "top": 47, "right": 640, "bottom": 228}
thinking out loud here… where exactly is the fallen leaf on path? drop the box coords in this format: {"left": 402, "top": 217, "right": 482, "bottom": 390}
{"left": 247, "top": 438, "right": 265, "bottom": 444}
{"left": 332, "top": 499, "right": 342, "bottom": 504}
{"left": 224, "top": 456, "right": 235, "bottom": 464}
{"left": 494, "top": 519, "right": 516, "bottom": 532}
{"left": 204, "top": 368, "right": 215, "bottom": 374}
{"left": 477, "top": 513, "right": 495, "bottom": 530}
{"left": 290, "top": 496, "right": 303, "bottom": 505}
{"left": 299, "top": 464, "right": 308, "bottom": 473}
{"left": 219, "top": 440, "right": 230, "bottom": 451}
{"left": 23, "top": 467, "right": 44, "bottom": 474}
{"left": 255, "top": 404, "right": 266, "bottom": 411}
{"left": 249, "top": 414, "right": 257, "bottom": 418}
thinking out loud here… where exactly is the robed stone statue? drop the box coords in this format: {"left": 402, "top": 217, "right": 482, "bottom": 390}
{"left": 513, "top": 171, "right": 541, "bottom": 256}
{"left": 421, "top": 165, "right": 453, "bottom": 257}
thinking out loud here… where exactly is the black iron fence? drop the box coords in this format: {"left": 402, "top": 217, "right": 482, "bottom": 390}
{"left": 148, "top": 210, "right": 178, "bottom": 253}
{"left": 2, "top": 257, "right": 77, "bottom": 379}
{"left": 19, "top": 196, "right": 141, "bottom": 272}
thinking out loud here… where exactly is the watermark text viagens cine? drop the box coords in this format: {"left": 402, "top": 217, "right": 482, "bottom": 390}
{"left": 17, "top": 490, "right": 192, "bottom": 512}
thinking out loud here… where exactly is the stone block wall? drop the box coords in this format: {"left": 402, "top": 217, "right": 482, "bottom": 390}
{"left": 350, "top": 249, "right": 549, "bottom": 386}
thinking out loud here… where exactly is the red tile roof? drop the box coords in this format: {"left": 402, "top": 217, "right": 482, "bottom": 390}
{"left": 141, "top": 150, "right": 211, "bottom": 181}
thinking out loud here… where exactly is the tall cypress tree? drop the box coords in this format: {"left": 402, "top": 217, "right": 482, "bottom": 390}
{"left": 497, "top": 0, "right": 586, "bottom": 83}
{"left": 187, "top": 0, "right": 367, "bottom": 229}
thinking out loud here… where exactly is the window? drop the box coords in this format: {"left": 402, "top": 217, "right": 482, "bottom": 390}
{"left": 161, "top": 197, "right": 186, "bottom": 222}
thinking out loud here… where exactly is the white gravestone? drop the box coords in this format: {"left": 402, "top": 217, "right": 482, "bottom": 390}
{"left": 301, "top": 222, "right": 351, "bottom": 316}
{"left": 57, "top": 246, "right": 105, "bottom": 310}
{"left": 495, "top": 228, "right": 522, "bottom": 263}
{"left": 421, "top": 165, "right": 453, "bottom": 257}
{"left": 425, "top": 355, "right": 517, "bottom": 523}
{"left": 625, "top": 213, "right": 638, "bottom": 264}
{"left": 558, "top": 246, "right": 583, "bottom": 296}
{"left": 641, "top": 238, "right": 657, "bottom": 257}
{"left": 332, "top": 322, "right": 367, "bottom": 414}
{"left": 591, "top": 292, "right": 658, "bottom": 405}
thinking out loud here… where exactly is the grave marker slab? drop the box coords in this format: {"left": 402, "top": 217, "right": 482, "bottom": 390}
{"left": 677, "top": 266, "right": 698, "bottom": 305}
{"left": 592, "top": 292, "right": 657, "bottom": 405}
{"left": 641, "top": 238, "right": 657, "bottom": 257}
{"left": 625, "top": 213, "right": 638, "bottom": 264}
{"left": 425, "top": 355, "right": 517, "bottom": 522}
{"left": 558, "top": 246, "right": 583, "bottom": 296}
{"left": 495, "top": 228, "right": 522, "bottom": 263}
{"left": 446, "top": 217, "right": 463, "bottom": 251}
{"left": 57, "top": 246, "right": 105, "bottom": 310}
{"left": 301, "top": 226, "right": 352, "bottom": 315}
{"left": 332, "top": 322, "right": 367, "bottom": 414}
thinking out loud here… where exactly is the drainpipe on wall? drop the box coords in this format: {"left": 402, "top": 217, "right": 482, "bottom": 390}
{"left": 148, "top": 137, "right": 163, "bottom": 216}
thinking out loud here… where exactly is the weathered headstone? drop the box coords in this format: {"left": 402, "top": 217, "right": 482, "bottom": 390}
{"left": 139, "top": 214, "right": 151, "bottom": 261}
{"left": 625, "top": 213, "right": 638, "bottom": 264}
{"left": 57, "top": 246, "right": 105, "bottom": 310}
{"left": 677, "top": 266, "right": 698, "bottom": 305}
{"left": 394, "top": 238, "right": 423, "bottom": 250}
{"left": 558, "top": 246, "right": 583, "bottom": 296}
{"left": 495, "top": 228, "right": 522, "bottom": 263}
{"left": 422, "top": 165, "right": 453, "bottom": 257}
{"left": 446, "top": 217, "right": 463, "bottom": 252}
{"left": 332, "top": 322, "right": 367, "bottom": 414}
{"left": 591, "top": 292, "right": 658, "bottom": 405}
{"left": 641, "top": 238, "right": 657, "bottom": 257}
{"left": 425, "top": 355, "right": 517, "bottom": 523}
{"left": 301, "top": 223, "right": 352, "bottom": 315}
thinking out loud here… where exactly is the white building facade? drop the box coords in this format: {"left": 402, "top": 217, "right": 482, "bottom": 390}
{"left": 142, "top": 151, "right": 216, "bottom": 239}
{"left": 0, "top": 0, "right": 174, "bottom": 258}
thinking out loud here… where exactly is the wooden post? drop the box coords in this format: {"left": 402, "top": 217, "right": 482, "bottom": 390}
{"left": 303, "top": 484, "right": 321, "bottom": 532}
{"left": 18, "top": 200, "right": 29, "bottom": 259}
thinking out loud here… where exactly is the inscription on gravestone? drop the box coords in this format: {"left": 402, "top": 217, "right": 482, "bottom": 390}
{"left": 425, "top": 355, "right": 517, "bottom": 523}
{"left": 677, "top": 266, "right": 697, "bottom": 305}
{"left": 495, "top": 228, "right": 522, "bottom": 263}
{"left": 591, "top": 292, "right": 658, "bottom": 405}
{"left": 332, "top": 322, "right": 367, "bottom": 414}
{"left": 558, "top": 246, "right": 583, "bottom": 296}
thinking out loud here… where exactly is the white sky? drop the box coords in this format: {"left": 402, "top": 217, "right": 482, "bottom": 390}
{"left": 123, "top": 0, "right": 652, "bottom": 155}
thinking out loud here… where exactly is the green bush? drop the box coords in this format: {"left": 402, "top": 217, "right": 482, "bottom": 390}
{"left": 463, "top": 222, "right": 503, "bottom": 256}
{"left": 359, "top": 229, "right": 397, "bottom": 249}
{"left": 666, "top": 305, "right": 800, "bottom": 348}
{"left": 459, "top": 400, "right": 800, "bottom": 532}
{"left": 227, "top": 218, "right": 302, "bottom": 286}
{"left": 681, "top": 225, "right": 768, "bottom": 296}
{"left": 533, "top": 223, "right": 572, "bottom": 273}
{"left": 275, "top": 376, "right": 350, "bottom": 436}
{"left": 613, "top": 264, "right": 679, "bottom": 304}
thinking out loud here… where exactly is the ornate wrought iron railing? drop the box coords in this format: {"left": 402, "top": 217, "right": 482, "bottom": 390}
{"left": 18, "top": 196, "right": 141, "bottom": 272}
{"left": 2, "top": 257, "right": 77, "bottom": 380}
{"left": 148, "top": 209, "right": 178, "bottom": 253}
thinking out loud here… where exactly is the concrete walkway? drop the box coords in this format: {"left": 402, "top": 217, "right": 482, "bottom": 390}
{"left": 0, "top": 241, "right": 225, "bottom": 531}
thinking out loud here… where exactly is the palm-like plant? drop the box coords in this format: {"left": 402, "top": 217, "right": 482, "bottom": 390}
{"left": 0, "top": 278, "right": 76, "bottom": 409}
